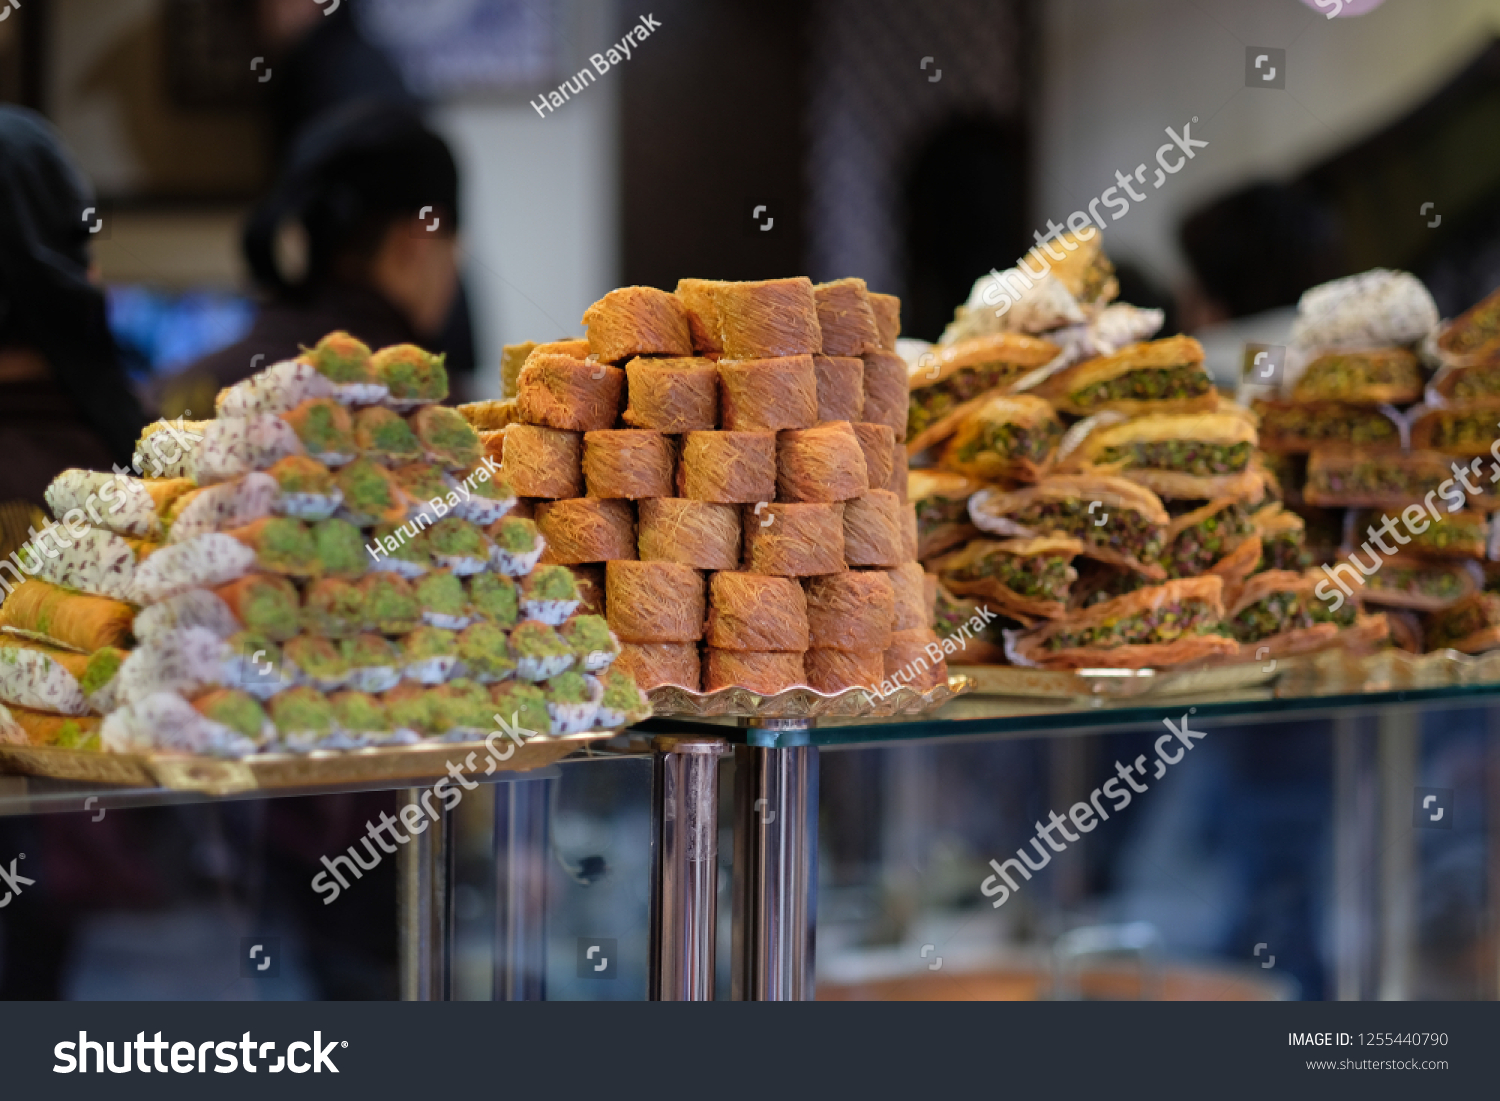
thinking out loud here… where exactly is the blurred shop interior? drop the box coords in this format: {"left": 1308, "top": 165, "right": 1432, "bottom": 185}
{"left": 2, "top": 0, "right": 1500, "bottom": 1000}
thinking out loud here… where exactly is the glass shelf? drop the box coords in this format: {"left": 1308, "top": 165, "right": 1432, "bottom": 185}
{"left": 0, "top": 761, "right": 589, "bottom": 819}
{"left": 638, "top": 682, "right": 1500, "bottom": 746}
{"left": 6, "top": 651, "right": 1500, "bottom": 808}
{"left": 637, "top": 650, "right": 1500, "bottom": 747}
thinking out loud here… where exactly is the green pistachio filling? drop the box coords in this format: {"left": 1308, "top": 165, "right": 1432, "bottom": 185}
{"left": 284, "top": 636, "right": 349, "bottom": 679}
{"left": 1406, "top": 514, "right": 1485, "bottom": 555}
{"left": 390, "top": 462, "right": 450, "bottom": 503}
{"left": 1226, "top": 592, "right": 1312, "bottom": 643}
{"left": 1366, "top": 567, "right": 1466, "bottom": 599}
{"left": 1452, "top": 366, "right": 1500, "bottom": 401}
{"left": 371, "top": 344, "right": 448, "bottom": 400}
{"left": 561, "top": 614, "right": 614, "bottom": 656}
{"left": 292, "top": 400, "right": 355, "bottom": 455}
{"left": 356, "top": 407, "right": 421, "bottom": 459}
{"left": 1430, "top": 412, "right": 1500, "bottom": 450}
{"left": 469, "top": 573, "right": 520, "bottom": 627}
{"left": 953, "top": 419, "right": 1061, "bottom": 466}
{"left": 330, "top": 691, "right": 390, "bottom": 731}
{"left": 463, "top": 465, "right": 513, "bottom": 501}
{"left": 546, "top": 670, "right": 589, "bottom": 705}
{"left": 198, "top": 690, "right": 269, "bottom": 740}
{"left": 336, "top": 458, "right": 400, "bottom": 515}
{"left": 523, "top": 565, "right": 579, "bottom": 603}
{"left": 1309, "top": 598, "right": 1357, "bottom": 629}
{"left": 933, "top": 587, "right": 1002, "bottom": 639}
{"left": 492, "top": 684, "right": 551, "bottom": 735}
{"left": 599, "top": 670, "right": 642, "bottom": 714}
{"left": 1072, "top": 365, "right": 1210, "bottom": 406}
{"left": 457, "top": 622, "right": 514, "bottom": 678}
{"left": 427, "top": 518, "right": 487, "bottom": 558}
{"left": 360, "top": 573, "right": 420, "bottom": 633}
{"left": 1298, "top": 352, "right": 1419, "bottom": 398}
{"left": 915, "top": 496, "right": 968, "bottom": 530}
{"left": 269, "top": 687, "right": 334, "bottom": 733}
{"left": 404, "top": 626, "right": 457, "bottom": 661}
{"left": 229, "top": 631, "right": 279, "bottom": 671}
{"left": 431, "top": 678, "right": 493, "bottom": 729}
{"left": 905, "top": 361, "right": 1035, "bottom": 441}
{"left": 1310, "top": 460, "right": 1447, "bottom": 498}
{"left": 80, "top": 646, "right": 125, "bottom": 696}
{"left": 383, "top": 686, "right": 435, "bottom": 732}
{"left": 313, "top": 518, "right": 367, "bottom": 579}
{"left": 373, "top": 522, "right": 429, "bottom": 565}
{"left": 341, "top": 632, "right": 401, "bottom": 669}
{"left": 302, "top": 580, "right": 365, "bottom": 637}
{"left": 268, "top": 455, "right": 334, "bottom": 495}
{"left": 415, "top": 570, "right": 467, "bottom": 615}
{"left": 943, "top": 547, "right": 1073, "bottom": 601}
{"left": 1097, "top": 439, "right": 1252, "bottom": 476}
{"left": 56, "top": 724, "right": 100, "bottom": 751}
{"left": 493, "top": 518, "right": 540, "bottom": 554}
{"left": 1260, "top": 530, "right": 1312, "bottom": 572}
{"left": 236, "top": 575, "right": 300, "bottom": 638}
{"left": 256, "top": 519, "right": 318, "bottom": 572}
{"left": 432, "top": 694, "right": 492, "bottom": 732}
{"left": 1011, "top": 497, "right": 1164, "bottom": 563}
{"left": 1446, "top": 299, "right": 1500, "bottom": 355}
{"left": 414, "top": 406, "right": 481, "bottom": 465}
{"left": 511, "top": 620, "right": 568, "bottom": 659}
{"left": 1165, "top": 505, "right": 1255, "bottom": 577}
{"left": 1046, "top": 600, "right": 1219, "bottom": 651}
{"left": 306, "top": 331, "right": 372, "bottom": 383}
{"left": 1258, "top": 404, "right": 1398, "bottom": 446}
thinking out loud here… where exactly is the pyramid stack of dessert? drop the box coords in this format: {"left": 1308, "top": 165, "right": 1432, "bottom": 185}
{"left": 0, "top": 334, "right": 647, "bottom": 757}
{"left": 465, "top": 275, "right": 947, "bottom": 698}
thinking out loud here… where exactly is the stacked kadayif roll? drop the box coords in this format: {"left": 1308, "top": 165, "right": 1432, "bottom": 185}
{"left": 0, "top": 331, "right": 648, "bottom": 758}
{"left": 492, "top": 276, "right": 940, "bottom": 696}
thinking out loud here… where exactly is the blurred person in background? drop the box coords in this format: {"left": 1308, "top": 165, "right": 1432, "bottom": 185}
{"left": 254, "top": 0, "right": 417, "bottom": 154}
{"left": 0, "top": 107, "right": 147, "bottom": 551}
{"left": 1177, "top": 181, "right": 1347, "bottom": 331}
{"left": 157, "top": 100, "right": 467, "bottom": 418}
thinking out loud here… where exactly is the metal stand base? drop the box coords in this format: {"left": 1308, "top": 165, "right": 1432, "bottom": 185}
{"left": 731, "top": 738, "right": 819, "bottom": 1000}
{"left": 649, "top": 737, "right": 727, "bottom": 1000}
{"left": 397, "top": 787, "right": 452, "bottom": 1001}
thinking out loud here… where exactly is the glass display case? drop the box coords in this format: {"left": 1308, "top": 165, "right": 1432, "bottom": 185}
{"left": 2, "top": 657, "right": 1493, "bottom": 1003}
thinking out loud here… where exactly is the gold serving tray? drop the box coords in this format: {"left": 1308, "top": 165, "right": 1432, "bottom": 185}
{"left": 953, "top": 659, "right": 1283, "bottom": 700}
{"left": 1280, "top": 646, "right": 1500, "bottom": 695}
{"left": 958, "top": 647, "right": 1500, "bottom": 703}
{"left": 0, "top": 731, "right": 613, "bottom": 795}
{"left": 647, "top": 674, "right": 972, "bottom": 720}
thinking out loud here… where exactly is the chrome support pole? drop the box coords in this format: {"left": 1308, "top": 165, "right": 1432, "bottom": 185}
{"left": 1333, "top": 715, "right": 1363, "bottom": 1000}
{"left": 649, "top": 736, "right": 728, "bottom": 1000}
{"left": 732, "top": 728, "right": 819, "bottom": 1001}
{"left": 1377, "top": 708, "right": 1419, "bottom": 1001}
{"left": 493, "top": 775, "right": 553, "bottom": 1001}
{"left": 397, "top": 787, "right": 451, "bottom": 1001}
{"left": 1333, "top": 715, "right": 1378, "bottom": 1001}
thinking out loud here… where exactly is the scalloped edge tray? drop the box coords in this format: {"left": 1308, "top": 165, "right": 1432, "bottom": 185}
{"left": 646, "top": 674, "right": 972, "bottom": 720}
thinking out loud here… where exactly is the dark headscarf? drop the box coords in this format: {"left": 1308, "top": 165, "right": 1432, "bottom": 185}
{"left": 0, "top": 107, "right": 146, "bottom": 465}
{"left": 243, "top": 100, "right": 459, "bottom": 299}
